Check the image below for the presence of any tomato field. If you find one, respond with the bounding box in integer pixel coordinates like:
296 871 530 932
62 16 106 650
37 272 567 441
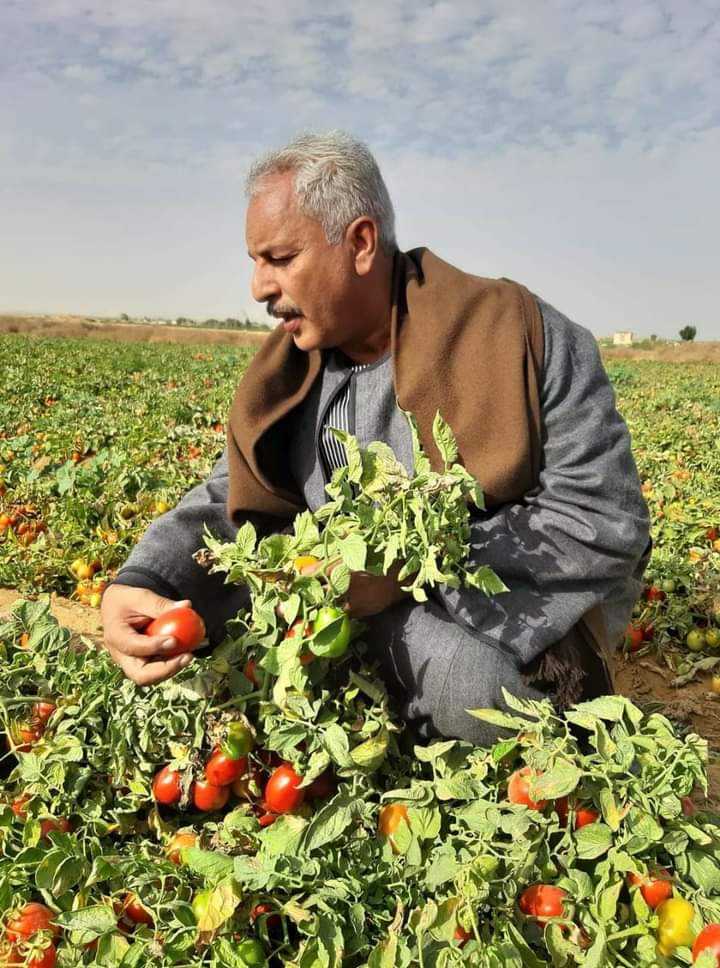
1 333 720 967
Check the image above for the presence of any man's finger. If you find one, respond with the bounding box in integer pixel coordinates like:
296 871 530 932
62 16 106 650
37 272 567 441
104 626 185 659
114 650 193 686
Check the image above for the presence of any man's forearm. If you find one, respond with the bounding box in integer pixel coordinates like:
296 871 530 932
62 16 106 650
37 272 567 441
113 450 249 641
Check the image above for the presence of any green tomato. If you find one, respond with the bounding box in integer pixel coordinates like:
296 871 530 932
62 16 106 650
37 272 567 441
660 579 677 594
224 721 253 758
236 938 267 966
704 628 720 649
686 629 707 652
310 606 351 659
192 889 213 924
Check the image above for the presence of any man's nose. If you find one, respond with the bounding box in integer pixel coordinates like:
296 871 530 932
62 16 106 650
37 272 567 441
251 262 280 303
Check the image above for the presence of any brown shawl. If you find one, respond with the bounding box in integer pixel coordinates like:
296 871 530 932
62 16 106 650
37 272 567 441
226 247 612 703
227 247 544 522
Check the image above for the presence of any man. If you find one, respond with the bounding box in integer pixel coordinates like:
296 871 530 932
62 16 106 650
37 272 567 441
102 131 650 744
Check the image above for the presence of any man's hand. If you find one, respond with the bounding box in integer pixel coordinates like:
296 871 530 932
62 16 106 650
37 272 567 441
297 558 409 619
101 584 197 685
342 567 410 619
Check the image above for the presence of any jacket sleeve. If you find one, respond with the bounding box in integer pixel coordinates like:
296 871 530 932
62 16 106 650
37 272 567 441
114 449 249 643
435 300 651 666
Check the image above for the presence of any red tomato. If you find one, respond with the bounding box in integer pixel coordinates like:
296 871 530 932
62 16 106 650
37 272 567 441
257 811 278 827
285 621 312 640
5 943 58 968
39 817 72 839
122 893 154 926
206 749 248 787
250 903 282 931
144 607 205 657
454 924 472 945
507 768 547 810
641 623 655 642
693 923 720 966
264 764 304 814
192 777 230 812
6 902 59 941
643 585 667 603
624 624 644 653
243 658 260 685
31 702 56 725
628 869 673 909
10 796 29 819
575 806 599 829
151 766 183 805
304 771 336 801
681 796 696 816
518 885 567 920
9 721 44 752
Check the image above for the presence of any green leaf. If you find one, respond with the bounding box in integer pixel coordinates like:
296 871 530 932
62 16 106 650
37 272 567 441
575 823 613 860
350 728 389 771
196 878 240 933
181 847 234 881
532 763 582 800
52 904 118 937
465 708 530 731
302 796 356 853
432 412 458 468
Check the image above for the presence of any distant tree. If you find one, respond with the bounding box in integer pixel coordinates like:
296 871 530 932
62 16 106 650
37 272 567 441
679 325 697 342
120 312 129 321
650 334 657 342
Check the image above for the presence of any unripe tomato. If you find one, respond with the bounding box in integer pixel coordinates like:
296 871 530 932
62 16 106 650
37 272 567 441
192 777 230 812
518 885 567 920
264 764 304 814
310 606 351 659
705 629 720 649
235 938 267 966
205 749 248 787
656 897 696 956
687 629 707 652
6 902 59 941
232 771 262 801
660 579 677 594
165 831 197 865
692 923 720 966
628 868 673 909
152 766 183 805
507 768 547 810
192 889 213 925
144 607 205 657
225 721 254 758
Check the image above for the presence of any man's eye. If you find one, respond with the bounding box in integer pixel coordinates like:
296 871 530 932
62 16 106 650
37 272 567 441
270 255 292 265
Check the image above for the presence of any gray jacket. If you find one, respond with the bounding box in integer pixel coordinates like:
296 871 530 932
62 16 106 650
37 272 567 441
116 300 650 659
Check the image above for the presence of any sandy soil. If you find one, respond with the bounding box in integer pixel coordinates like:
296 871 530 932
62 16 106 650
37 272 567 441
602 342 720 363
0 314 269 347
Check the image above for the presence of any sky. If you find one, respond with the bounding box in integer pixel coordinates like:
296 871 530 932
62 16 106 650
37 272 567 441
1 0 718 339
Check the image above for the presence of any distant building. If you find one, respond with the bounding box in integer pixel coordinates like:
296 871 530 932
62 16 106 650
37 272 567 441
613 331 635 346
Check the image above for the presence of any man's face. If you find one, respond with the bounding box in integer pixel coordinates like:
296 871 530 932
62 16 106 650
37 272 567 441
246 171 359 353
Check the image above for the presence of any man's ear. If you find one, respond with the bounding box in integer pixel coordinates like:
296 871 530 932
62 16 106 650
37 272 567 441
347 217 378 276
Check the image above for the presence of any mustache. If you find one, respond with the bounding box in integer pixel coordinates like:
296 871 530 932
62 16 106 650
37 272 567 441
266 302 303 320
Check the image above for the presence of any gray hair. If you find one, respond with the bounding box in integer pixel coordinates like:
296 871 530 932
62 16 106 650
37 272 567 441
245 131 397 256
